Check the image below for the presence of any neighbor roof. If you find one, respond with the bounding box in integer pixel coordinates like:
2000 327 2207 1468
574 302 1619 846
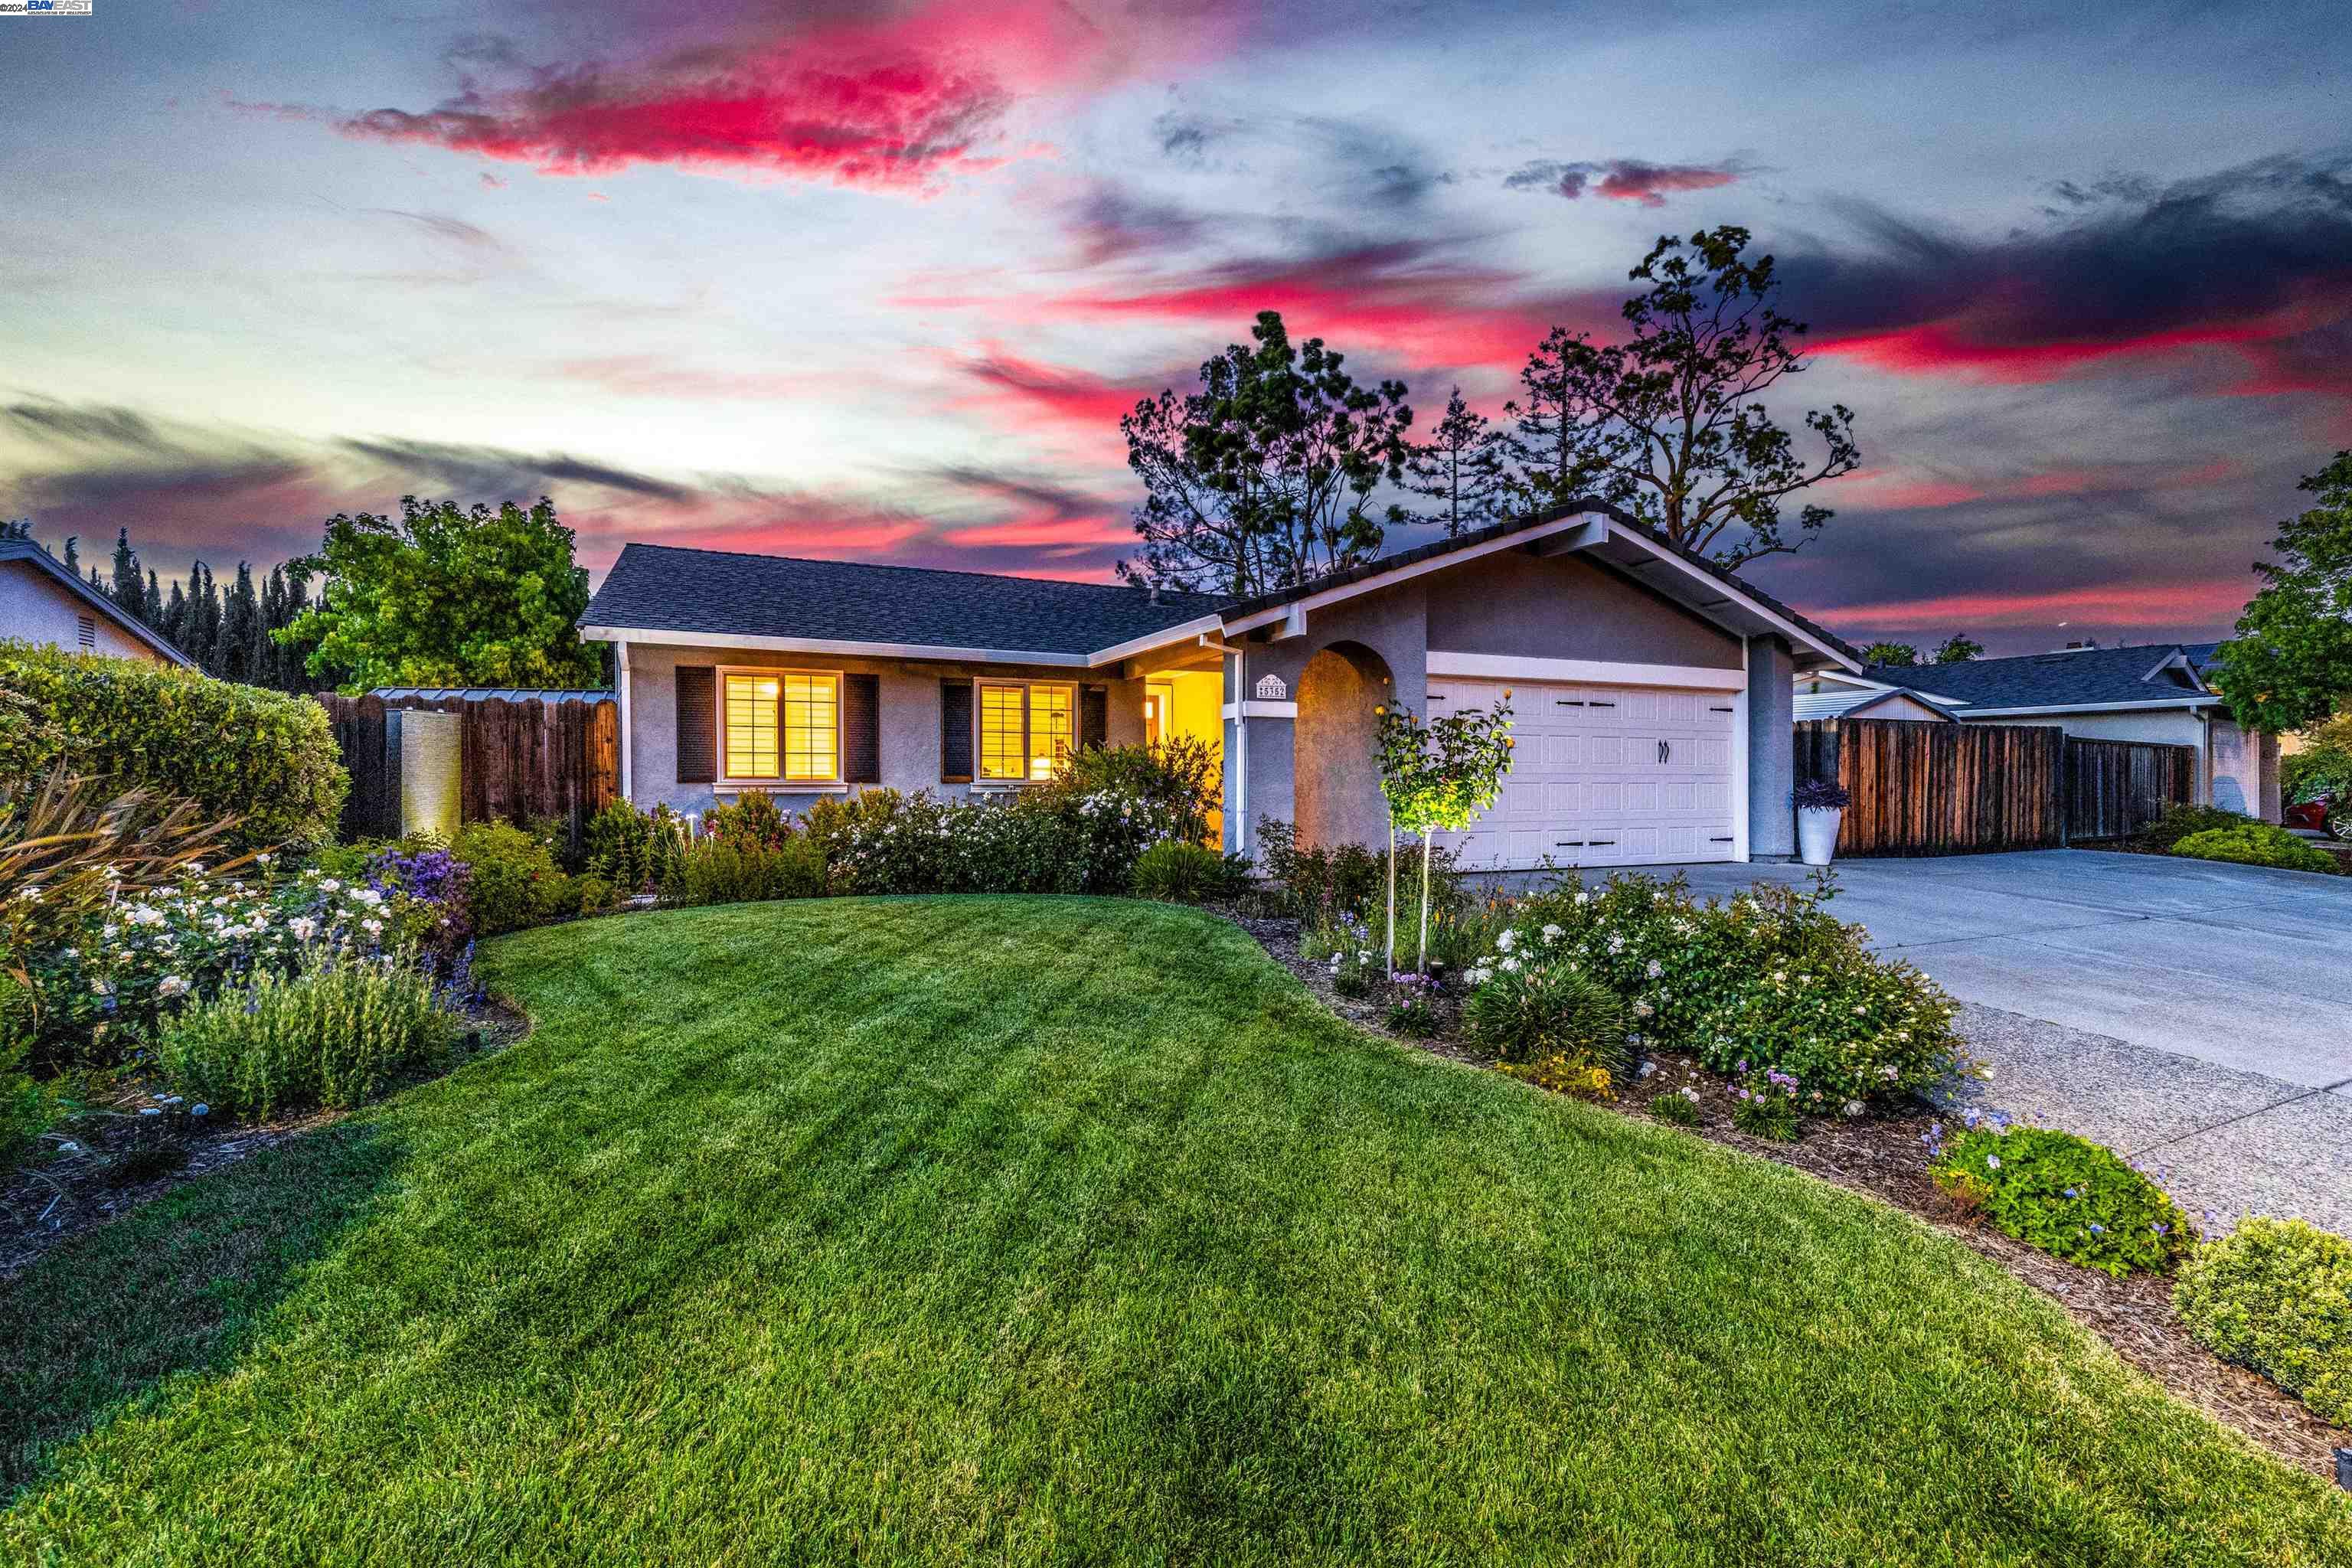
1792 685 1955 722
0 538 191 665
1870 645 2214 712
581 544 1227 659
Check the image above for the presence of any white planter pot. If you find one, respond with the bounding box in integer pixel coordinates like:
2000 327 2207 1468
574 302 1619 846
1797 806 1844 867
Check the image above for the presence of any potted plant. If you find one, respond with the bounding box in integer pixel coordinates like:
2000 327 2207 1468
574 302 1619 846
1793 777 1850 867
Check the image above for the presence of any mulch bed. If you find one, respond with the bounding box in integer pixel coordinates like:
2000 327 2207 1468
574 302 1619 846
0 995 528 1283
1227 906 2352 1482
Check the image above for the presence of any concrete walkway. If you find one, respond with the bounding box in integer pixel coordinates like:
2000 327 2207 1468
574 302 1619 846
1576 851 2352 1231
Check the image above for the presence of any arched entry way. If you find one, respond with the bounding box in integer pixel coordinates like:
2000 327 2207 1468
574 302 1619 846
1295 641 1394 848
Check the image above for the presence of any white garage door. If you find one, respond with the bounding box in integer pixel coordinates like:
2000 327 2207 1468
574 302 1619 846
1425 678 1742 869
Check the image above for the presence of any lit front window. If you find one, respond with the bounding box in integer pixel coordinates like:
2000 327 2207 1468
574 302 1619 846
978 681 1075 782
1028 685 1072 779
724 671 839 782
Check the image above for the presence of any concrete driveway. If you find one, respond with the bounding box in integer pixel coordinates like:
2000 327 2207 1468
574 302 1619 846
1657 850 2352 1230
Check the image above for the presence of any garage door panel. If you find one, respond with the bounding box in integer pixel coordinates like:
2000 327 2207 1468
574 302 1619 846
1425 676 1740 871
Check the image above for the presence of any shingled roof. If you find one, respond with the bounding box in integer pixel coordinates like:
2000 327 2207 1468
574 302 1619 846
582 544 1226 657
1870 644 2213 711
582 507 1860 669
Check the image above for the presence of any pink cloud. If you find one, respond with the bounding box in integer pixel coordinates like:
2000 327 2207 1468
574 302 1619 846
273 1 1243 191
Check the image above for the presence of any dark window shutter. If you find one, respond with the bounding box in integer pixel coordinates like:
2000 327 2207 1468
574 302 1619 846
1080 684 1109 751
939 679 972 782
675 666 716 784
844 673 880 784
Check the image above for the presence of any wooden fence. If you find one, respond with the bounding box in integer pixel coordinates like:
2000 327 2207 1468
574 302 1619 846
2064 737 2199 842
315 693 619 844
1795 718 2197 856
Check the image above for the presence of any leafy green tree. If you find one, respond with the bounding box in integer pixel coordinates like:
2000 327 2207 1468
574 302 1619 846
281 495 600 694
1861 642 1919 667
1376 698 1515 972
1404 388 1512 537
1504 226 1860 566
1932 633 1984 663
1120 311 1415 596
2212 452 2352 734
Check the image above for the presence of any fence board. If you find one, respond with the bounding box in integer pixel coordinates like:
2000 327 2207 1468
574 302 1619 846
315 691 618 844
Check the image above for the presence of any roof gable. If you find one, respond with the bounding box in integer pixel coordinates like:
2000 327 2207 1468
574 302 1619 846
0 541 190 665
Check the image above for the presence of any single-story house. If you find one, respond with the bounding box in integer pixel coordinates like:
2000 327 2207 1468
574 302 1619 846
1802 644 2281 821
0 537 188 665
579 508 1863 870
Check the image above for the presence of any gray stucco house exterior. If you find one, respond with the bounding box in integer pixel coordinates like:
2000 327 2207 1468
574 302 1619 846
580 508 1860 868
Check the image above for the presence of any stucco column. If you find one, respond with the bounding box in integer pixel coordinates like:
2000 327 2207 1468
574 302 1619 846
1746 635 1797 860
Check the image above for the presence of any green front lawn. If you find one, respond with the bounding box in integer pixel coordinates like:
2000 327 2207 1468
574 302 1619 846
6 898 2347 1564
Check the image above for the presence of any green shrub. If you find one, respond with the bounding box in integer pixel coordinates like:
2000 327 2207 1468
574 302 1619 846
2174 1217 2352 1425
2282 710 2352 804
1460 946 1630 1082
576 874 615 913
1132 840 1249 903
158 959 456 1118
1254 816 1465 929
2171 822 2337 873
583 799 688 894
2138 802 2249 853
1474 874 1965 1109
0 641 346 849
675 837 825 905
668 835 827 906
0 978 61 1162
449 821 570 936
703 789 792 852
810 768 1200 897
1059 737 1220 845
1929 1120 2194 1277
1383 973 1441 1037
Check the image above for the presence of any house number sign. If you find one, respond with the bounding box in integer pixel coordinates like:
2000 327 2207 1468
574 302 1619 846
1253 673 1289 701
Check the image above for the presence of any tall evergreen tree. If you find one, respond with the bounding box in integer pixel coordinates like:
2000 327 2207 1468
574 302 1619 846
109 528 146 624
162 579 188 650
1403 388 1511 537
220 562 260 684
62 536 79 576
143 567 162 628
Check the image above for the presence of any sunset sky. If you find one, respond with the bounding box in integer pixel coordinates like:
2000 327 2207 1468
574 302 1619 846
3 1 2347 652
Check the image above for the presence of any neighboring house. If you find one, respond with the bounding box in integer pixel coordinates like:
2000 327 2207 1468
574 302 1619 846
1808 645 2282 822
1792 676 1955 724
579 508 1861 871
0 537 188 665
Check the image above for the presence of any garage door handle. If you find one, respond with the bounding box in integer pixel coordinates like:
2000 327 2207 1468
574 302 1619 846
1589 839 1615 846
1658 740 1672 764
1589 701 1615 708
1553 840 1585 848
1710 706 1735 713
1554 699 1586 707
1710 836 1734 843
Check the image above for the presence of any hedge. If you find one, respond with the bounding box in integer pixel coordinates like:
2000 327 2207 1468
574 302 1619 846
0 641 347 850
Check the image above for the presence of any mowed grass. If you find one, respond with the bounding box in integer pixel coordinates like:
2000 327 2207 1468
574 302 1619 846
5 899 2348 1566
